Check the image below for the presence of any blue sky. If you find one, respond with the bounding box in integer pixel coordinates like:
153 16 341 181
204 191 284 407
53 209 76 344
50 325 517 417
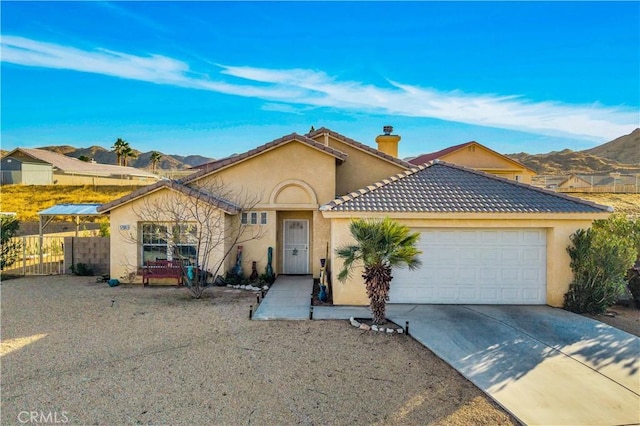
2 1 639 160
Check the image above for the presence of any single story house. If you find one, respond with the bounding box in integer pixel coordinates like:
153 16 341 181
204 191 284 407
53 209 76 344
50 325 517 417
408 141 537 184
1 148 160 186
557 174 639 193
99 127 611 307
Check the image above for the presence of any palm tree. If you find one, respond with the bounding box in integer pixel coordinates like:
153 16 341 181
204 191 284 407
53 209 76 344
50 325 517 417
112 138 128 166
121 145 137 167
336 217 422 325
150 151 162 173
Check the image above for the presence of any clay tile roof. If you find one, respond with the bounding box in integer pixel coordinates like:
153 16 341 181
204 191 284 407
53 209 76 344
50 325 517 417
181 133 347 184
408 142 474 165
321 161 612 214
97 180 239 214
306 127 412 169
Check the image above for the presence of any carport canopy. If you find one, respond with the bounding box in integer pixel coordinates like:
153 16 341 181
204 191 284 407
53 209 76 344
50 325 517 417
38 204 104 238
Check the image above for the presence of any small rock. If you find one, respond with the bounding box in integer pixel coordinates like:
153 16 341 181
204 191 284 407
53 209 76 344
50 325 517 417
371 324 378 331
350 317 361 327
386 328 394 333
359 323 371 331
397 328 404 334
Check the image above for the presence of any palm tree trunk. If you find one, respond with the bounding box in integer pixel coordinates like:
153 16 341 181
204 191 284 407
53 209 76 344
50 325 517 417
363 264 392 325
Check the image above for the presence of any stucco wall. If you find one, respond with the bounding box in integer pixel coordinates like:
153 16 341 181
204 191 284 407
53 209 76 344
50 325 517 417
109 141 340 281
195 141 337 278
321 135 407 196
197 142 337 207
443 146 535 184
324 214 607 307
107 188 226 283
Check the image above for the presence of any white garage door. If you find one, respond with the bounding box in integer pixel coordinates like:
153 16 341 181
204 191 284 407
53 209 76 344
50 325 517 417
389 228 547 304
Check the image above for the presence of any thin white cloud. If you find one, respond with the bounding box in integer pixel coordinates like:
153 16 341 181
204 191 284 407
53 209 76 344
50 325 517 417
2 36 637 141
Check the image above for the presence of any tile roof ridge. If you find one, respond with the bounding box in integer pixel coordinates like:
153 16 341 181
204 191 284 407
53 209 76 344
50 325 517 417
409 142 473 164
98 179 239 213
320 164 428 210
432 161 613 212
305 127 412 169
180 132 347 184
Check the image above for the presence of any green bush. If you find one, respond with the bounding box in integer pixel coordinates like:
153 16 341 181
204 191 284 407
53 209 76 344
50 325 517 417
70 263 94 276
564 215 638 314
1 216 21 270
99 222 110 237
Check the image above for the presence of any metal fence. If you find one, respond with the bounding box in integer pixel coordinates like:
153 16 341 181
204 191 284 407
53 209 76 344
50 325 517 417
2 236 66 275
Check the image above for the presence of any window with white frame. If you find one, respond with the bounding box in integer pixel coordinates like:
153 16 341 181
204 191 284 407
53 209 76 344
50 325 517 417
241 211 268 225
140 223 197 264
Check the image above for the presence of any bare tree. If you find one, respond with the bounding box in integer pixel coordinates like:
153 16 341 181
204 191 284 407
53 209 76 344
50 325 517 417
127 178 264 298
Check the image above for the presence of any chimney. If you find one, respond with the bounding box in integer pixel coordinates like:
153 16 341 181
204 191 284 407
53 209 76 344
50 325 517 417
375 125 401 157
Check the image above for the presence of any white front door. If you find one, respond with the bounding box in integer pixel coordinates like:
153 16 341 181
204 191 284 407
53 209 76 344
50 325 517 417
283 219 309 274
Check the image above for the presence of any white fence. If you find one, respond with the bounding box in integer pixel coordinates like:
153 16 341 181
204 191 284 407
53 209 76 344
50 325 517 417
3 236 66 275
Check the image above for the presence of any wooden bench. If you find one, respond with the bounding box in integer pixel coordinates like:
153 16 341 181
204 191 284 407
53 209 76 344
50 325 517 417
142 260 184 286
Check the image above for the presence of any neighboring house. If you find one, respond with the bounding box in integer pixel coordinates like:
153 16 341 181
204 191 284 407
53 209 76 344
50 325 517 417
557 174 639 193
557 175 594 190
99 128 611 307
1 148 160 186
408 141 536 184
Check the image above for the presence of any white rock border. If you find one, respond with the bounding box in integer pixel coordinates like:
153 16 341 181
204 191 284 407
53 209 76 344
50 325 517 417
227 284 268 292
349 317 404 334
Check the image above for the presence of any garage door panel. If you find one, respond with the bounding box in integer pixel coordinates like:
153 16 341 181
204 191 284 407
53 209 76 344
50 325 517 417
501 230 521 243
501 269 519 281
501 249 520 262
390 228 546 304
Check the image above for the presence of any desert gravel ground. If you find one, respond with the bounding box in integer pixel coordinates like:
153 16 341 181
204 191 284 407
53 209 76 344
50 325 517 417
0 276 519 425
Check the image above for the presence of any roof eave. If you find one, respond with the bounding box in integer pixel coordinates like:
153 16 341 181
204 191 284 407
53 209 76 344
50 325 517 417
181 133 347 185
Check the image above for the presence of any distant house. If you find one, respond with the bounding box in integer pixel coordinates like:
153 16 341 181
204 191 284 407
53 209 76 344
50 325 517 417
557 175 593 190
557 174 639 193
1 148 160 186
408 141 536 184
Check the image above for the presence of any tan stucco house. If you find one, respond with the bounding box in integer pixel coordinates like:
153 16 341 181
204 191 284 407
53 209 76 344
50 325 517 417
409 141 537 184
99 127 611 307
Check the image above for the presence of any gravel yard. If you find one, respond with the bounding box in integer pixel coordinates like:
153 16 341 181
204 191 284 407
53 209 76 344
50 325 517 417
0 276 519 425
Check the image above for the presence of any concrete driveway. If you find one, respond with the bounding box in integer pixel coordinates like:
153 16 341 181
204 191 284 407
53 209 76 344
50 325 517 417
385 305 640 426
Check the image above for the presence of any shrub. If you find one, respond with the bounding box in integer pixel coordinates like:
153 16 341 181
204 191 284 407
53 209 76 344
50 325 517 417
1 216 22 270
564 215 638 314
99 222 110 237
70 263 94 276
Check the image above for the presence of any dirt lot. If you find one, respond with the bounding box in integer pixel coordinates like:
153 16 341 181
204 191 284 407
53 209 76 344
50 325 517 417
1 276 517 426
585 304 640 337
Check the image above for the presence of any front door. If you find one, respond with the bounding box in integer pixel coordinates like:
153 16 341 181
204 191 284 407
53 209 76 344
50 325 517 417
283 219 309 274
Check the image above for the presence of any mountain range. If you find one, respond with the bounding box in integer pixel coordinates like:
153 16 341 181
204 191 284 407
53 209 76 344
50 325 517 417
507 128 640 175
36 145 214 171
3 128 638 175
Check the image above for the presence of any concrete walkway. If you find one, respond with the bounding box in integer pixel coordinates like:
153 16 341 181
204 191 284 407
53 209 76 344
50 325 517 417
259 293 640 425
252 275 313 320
